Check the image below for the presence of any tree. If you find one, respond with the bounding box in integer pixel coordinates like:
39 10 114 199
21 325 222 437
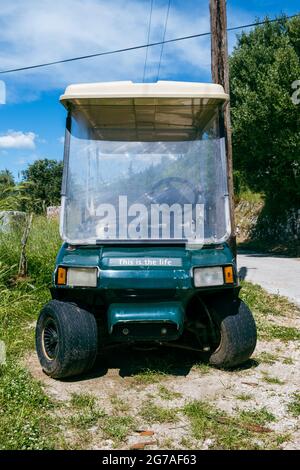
0 169 27 210
230 16 300 212
22 159 63 213
0 169 15 189
0 169 15 201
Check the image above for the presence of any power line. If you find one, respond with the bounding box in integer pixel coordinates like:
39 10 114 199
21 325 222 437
156 0 171 81
0 13 299 75
142 0 154 83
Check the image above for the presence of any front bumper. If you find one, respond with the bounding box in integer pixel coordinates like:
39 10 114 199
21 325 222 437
107 301 184 341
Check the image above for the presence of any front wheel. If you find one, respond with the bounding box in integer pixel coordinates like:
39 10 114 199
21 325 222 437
208 299 257 368
35 300 98 379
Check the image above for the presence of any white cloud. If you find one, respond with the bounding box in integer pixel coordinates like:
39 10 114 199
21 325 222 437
0 131 36 149
0 0 214 101
0 0 255 103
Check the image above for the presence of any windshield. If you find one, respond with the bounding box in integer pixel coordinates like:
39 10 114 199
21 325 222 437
61 104 231 245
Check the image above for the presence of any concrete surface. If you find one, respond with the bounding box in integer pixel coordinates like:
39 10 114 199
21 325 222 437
238 253 300 306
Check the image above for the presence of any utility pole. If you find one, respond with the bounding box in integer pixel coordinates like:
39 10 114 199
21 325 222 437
210 0 236 243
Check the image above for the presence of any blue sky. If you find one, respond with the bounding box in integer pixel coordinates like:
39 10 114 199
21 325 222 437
0 0 299 180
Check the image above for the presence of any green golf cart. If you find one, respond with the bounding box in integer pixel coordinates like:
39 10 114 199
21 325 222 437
35 81 257 379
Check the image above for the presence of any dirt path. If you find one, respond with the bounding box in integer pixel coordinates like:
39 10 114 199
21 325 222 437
238 254 300 306
26 333 300 450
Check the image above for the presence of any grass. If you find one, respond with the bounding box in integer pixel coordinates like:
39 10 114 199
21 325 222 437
236 393 253 401
262 374 285 385
255 352 278 364
192 362 211 374
287 393 300 417
282 357 294 365
0 215 298 450
69 393 133 442
70 408 105 430
69 407 133 442
0 362 58 449
238 407 276 425
237 190 264 204
69 392 105 430
157 385 182 401
267 325 300 342
183 401 279 450
101 416 134 441
110 395 130 413
183 401 251 450
160 438 174 449
0 216 61 449
180 437 195 449
240 281 300 342
140 402 179 424
70 393 96 410
131 368 166 385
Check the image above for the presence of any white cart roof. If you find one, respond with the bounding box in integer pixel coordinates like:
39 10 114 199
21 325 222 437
60 81 228 141
60 81 229 106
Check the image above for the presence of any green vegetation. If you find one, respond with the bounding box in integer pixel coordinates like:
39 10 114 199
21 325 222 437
262 374 285 385
287 393 300 417
129 354 178 385
230 16 300 228
268 325 300 342
21 159 63 213
140 402 178 424
69 393 133 442
0 216 60 287
101 416 134 442
157 385 182 401
283 357 294 365
70 393 97 410
0 217 60 449
0 217 298 449
240 281 300 341
0 363 57 449
183 401 279 450
0 160 63 214
255 352 278 365
131 368 167 385
192 362 211 374
70 407 105 430
236 394 253 402
0 183 29 211
238 407 276 425
0 169 15 188
110 395 130 413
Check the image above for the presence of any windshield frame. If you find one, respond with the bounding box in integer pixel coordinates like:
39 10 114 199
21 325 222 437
60 103 232 246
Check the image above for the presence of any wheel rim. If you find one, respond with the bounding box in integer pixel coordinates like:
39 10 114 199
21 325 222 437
42 319 59 360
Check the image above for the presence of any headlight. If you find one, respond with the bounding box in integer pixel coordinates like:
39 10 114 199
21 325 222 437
193 267 223 287
57 267 98 287
67 268 98 287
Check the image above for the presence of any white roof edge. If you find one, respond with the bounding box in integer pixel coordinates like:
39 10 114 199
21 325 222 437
60 81 229 102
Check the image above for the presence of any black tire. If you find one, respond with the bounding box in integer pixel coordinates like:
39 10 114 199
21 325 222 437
208 298 257 368
35 300 98 379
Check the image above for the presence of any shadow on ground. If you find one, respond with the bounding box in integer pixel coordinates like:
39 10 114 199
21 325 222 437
61 344 259 383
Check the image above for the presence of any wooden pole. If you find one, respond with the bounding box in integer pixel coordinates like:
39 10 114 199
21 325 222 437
210 0 236 242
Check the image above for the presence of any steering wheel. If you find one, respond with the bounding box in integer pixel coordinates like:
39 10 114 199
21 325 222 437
150 177 200 205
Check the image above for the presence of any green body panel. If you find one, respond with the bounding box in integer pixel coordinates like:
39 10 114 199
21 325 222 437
107 301 184 341
51 243 238 341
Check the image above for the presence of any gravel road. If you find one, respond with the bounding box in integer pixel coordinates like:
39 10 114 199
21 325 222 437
238 253 300 306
